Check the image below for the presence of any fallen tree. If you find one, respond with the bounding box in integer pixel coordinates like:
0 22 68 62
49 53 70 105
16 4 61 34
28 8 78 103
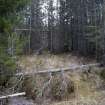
16 63 100 76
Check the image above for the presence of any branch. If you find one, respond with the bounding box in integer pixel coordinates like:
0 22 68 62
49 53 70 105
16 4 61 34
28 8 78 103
0 92 26 99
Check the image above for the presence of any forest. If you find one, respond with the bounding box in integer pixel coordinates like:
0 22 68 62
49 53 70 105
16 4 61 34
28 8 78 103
0 0 105 105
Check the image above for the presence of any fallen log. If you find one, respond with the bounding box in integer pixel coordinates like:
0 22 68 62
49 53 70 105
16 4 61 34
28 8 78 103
16 63 100 76
0 92 26 99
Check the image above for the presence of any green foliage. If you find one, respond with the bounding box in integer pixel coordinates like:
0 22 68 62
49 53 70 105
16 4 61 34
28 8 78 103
85 25 103 45
84 24 105 59
15 35 28 55
100 69 105 80
0 0 29 86
0 0 29 15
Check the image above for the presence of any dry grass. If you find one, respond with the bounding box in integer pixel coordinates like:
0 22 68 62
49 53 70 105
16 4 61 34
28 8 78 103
15 53 105 105
7 67 105 105
20 69 105 105
18 53 96 73
22 73 75 101
50 71 105 105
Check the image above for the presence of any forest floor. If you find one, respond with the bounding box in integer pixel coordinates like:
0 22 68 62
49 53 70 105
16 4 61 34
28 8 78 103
7 53 105 105
8 68 105 105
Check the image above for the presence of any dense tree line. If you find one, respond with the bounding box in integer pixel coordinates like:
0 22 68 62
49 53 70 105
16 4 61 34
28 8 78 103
27 0 105 61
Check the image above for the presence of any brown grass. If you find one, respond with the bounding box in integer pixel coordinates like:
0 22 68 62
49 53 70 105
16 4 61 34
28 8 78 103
20 68 105 105
18 53 96 73
16 53 105 105
51 70 105 105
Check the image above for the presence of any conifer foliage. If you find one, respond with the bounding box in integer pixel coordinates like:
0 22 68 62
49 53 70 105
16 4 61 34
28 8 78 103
0 0 28 86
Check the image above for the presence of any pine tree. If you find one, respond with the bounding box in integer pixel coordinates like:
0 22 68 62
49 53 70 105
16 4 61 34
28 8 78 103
0 0 28 86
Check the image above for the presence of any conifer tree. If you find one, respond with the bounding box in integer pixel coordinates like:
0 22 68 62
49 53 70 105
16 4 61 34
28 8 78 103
0 0 28 86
